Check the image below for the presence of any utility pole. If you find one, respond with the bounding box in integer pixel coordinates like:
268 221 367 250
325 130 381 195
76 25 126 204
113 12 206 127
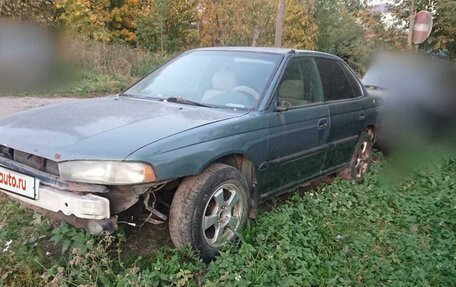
407 0 415 49
274 0 285 47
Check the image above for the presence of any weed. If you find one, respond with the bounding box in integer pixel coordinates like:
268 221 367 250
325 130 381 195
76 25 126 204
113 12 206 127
50 223 92 254
0 156 454 286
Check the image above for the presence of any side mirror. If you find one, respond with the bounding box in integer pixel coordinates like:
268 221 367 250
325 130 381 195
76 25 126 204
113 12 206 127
275 106 288 112
275 98 290 112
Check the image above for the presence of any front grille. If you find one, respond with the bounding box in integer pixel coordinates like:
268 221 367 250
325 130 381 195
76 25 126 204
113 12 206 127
0 145 59 176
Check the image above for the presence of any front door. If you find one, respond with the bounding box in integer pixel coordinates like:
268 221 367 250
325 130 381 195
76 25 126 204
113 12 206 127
259 57 330 198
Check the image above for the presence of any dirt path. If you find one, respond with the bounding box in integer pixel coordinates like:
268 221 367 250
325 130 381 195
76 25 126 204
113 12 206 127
0 96 78 118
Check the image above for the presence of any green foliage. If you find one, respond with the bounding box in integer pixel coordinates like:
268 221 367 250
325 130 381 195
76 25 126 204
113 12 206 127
316 0 367 72
50 223 92 253
202 156 456 285
109 0 147 44
428 0 456 59
55 0 113 41
314 0 401 74
283 0 318 50
197 0 318 49
43 235 124 286
1 0 411 76
198 0 276 47
0 199 51 286
391 0 456 59
137 0 199 52
1 154 455 286
113 248 205 287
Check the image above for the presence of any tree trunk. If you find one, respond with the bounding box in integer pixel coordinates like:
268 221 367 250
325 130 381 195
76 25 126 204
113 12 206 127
214 13 222 46
407 0 415 48
274 0 286 47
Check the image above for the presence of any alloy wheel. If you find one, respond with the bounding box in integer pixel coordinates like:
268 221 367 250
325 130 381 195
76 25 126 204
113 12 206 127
202 183 244 247
355 141 371 179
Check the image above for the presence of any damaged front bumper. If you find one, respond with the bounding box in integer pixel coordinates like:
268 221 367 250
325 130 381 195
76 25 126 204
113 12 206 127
2 184 110 220
0 156 115 233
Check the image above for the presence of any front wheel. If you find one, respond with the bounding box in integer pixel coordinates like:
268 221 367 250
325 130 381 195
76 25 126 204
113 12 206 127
169 163 248 261
338 132 373 183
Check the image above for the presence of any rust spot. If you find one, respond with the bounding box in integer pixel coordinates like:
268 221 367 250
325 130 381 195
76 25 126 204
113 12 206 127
54 153 61 160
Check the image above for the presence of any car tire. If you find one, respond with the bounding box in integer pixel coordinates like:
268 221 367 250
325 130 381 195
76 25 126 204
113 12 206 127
169 163 249 262
337 132 373 183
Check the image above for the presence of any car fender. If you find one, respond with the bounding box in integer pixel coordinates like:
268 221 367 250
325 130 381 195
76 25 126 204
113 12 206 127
125 113 269 181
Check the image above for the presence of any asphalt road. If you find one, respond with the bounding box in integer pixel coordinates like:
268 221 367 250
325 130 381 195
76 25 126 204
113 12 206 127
0 97 78 119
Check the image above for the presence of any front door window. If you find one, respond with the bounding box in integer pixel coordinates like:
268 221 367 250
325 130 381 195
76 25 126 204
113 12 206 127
277 57 323 108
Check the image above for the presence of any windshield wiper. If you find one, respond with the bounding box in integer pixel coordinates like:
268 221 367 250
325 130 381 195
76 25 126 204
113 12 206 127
160 97 212 108
119 92 138 98
121 93 164 101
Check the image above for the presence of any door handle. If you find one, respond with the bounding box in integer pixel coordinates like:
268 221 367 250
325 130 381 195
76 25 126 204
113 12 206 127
318 119 328 129
359 112 366 120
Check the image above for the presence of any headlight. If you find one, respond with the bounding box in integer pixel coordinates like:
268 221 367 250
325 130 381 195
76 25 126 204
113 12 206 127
58 161 156 185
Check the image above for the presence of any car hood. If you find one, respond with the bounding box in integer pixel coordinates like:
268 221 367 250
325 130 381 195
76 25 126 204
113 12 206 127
0 96 247 161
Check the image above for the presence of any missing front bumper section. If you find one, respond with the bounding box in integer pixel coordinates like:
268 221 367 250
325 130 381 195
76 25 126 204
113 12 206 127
0 156 108 193
2 194 118 235
1 184 111 220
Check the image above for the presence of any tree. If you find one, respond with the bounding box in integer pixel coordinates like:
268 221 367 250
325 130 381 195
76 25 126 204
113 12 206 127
315 0 365 71
283 0 318 50
429 0 456 59
136 0 199 52
198 0 224 46
274 0 285 47
198 0 276 47
391 0 456 59
54 0 112 42
1 0 57 24
314 0 404 73
109 0 152 44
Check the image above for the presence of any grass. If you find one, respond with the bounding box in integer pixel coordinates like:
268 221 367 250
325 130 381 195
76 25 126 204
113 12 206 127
1 39 172 98
50 70 136 97
0 154 455 286
0 72 133 99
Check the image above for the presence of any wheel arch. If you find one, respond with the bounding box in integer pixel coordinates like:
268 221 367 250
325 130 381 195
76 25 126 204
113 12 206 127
200 152 258 192
199 152 259 218
364 124 377 142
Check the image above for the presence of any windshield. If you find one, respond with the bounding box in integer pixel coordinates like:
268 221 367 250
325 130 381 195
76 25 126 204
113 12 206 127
125 50 283 109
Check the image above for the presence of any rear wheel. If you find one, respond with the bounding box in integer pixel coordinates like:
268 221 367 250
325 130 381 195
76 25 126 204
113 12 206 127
338 132 373 183
169 163 248 261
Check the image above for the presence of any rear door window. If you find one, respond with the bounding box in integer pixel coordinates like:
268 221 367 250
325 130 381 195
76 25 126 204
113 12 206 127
340 63 363 98
315 58 355 101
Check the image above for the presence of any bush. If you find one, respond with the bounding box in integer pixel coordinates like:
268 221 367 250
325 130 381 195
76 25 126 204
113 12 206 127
64 38 171 78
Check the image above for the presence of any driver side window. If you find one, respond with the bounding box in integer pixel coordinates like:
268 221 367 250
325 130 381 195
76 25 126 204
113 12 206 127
277 57 323 108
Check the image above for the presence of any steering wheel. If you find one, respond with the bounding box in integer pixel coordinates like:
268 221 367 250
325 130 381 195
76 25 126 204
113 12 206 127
231 86 260 104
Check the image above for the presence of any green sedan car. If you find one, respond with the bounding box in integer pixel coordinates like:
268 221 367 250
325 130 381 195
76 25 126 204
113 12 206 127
0 47 380 260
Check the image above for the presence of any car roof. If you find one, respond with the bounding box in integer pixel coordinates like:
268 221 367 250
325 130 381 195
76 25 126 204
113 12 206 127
190 46 342 60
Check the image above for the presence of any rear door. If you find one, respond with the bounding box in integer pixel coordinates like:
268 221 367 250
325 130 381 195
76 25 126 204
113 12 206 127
260 56 330 197
315 58 368 171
